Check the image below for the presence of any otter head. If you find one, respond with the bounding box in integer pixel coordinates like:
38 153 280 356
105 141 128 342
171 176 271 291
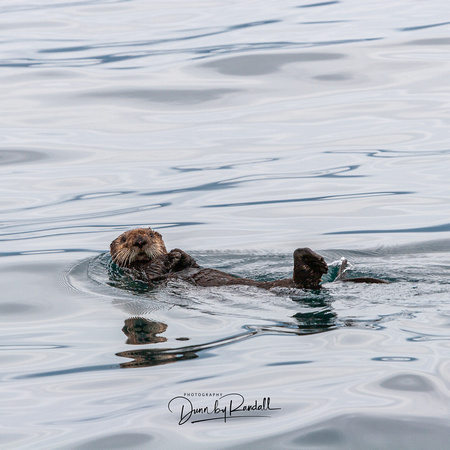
110 227 167 267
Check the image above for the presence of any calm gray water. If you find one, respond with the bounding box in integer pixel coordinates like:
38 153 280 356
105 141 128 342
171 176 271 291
2 0 450 448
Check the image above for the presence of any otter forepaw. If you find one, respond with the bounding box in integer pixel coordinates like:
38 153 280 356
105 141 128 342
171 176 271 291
167 248 199 272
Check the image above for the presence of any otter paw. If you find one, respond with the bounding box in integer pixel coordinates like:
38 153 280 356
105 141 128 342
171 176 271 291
167 249 199 271
294 248 328 274
166 250 182 271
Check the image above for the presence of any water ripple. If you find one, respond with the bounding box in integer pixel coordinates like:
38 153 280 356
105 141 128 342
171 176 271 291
298 1 340 8
325 148 450 159
204 190 412 208
82 88 241 105
202 52 346 76
326 222 450 235
399 21 450 32
0 149 48 165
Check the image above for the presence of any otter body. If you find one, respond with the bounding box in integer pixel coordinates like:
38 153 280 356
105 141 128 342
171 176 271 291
110 227 387 290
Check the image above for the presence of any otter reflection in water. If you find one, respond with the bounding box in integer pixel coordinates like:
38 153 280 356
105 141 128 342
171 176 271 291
119 317 197 368
117 306 340 369
122 317 168 345
110 227 388 290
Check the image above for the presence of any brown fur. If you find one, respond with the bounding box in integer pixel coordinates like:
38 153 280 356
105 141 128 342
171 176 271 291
109 227 387 289
110 228 167 267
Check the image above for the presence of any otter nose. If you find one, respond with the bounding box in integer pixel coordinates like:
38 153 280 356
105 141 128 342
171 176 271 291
134 236 147 248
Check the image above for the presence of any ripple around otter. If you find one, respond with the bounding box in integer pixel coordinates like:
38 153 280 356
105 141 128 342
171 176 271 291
67 247 450 331
69 252 333 321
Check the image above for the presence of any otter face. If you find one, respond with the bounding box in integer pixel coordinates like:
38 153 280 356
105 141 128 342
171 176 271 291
110 228 167 267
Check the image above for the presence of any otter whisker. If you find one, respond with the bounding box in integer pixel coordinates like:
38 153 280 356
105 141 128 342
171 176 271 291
114 248 129 267
126 249 134 266
117 248 127 264
116 249 125 266
111 249 121 265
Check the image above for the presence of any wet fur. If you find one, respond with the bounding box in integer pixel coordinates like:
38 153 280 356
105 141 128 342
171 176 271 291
110 227 387 290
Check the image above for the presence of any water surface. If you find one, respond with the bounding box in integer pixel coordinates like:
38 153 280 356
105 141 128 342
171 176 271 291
1 0 450 448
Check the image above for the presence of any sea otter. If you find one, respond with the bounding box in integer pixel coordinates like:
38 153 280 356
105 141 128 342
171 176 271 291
110 227 387 290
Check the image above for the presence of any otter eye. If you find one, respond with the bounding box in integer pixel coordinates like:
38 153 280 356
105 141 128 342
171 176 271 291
121 236 126 243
